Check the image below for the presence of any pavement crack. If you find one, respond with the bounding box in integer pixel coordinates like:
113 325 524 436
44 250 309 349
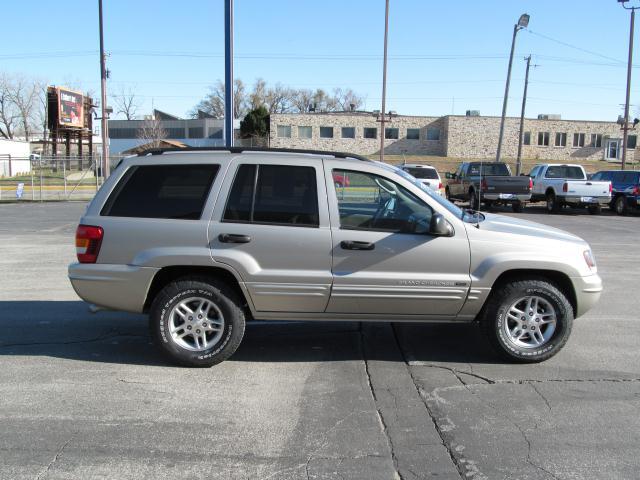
359 324 405 480
35 437 72 480
0 329 148 349
529 383 553 412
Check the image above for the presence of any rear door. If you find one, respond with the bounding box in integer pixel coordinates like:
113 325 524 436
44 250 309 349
208 155 333 313
324 161 471 317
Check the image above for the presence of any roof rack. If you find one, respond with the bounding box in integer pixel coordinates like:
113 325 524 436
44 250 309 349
137 146 372 162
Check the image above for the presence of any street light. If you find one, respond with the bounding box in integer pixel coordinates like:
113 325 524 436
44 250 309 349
617 0 638 170
379 0 390 163
496 13 530 162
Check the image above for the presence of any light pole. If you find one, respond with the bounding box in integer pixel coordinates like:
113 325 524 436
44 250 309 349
379 0 390 162
618 0 638 170
516 55 532 176
98 0 110 178
496 13 530 163
224 0 234 148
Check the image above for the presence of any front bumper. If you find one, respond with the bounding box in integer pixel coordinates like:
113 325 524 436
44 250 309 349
68 263 159 313
571 273 603 318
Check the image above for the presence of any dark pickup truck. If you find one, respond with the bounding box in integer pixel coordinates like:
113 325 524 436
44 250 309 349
445 162 533 212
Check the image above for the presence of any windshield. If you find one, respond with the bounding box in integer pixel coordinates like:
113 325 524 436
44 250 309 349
468 163 510 176
378 162 483 223
545 166 585 179
404 167 439 180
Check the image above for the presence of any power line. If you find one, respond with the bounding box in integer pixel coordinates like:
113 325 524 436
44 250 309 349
526 29 624 64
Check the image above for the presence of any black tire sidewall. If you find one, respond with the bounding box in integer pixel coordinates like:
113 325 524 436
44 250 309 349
151 283 244 367
616 196 626 215
488 282 572 362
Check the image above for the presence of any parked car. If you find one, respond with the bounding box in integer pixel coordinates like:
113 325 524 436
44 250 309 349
590 170 640 215
332 171 350 188
398 163 444 196
445 162 532 212
529 164 611 214
69 147 602 367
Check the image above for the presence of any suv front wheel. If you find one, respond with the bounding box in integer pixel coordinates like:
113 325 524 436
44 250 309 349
481 278 573 363
150 277 246 367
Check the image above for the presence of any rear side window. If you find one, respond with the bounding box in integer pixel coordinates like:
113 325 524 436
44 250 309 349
102 164 219 219
223 164 319 227
468 163 510 176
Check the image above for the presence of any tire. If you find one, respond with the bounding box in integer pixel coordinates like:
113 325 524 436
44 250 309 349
470 189 480 210
614 195 628 216
481 278 574 363
588 204 602 215
445 187 451 201
149 276 246 367
512 201 524 213
546 192 560 214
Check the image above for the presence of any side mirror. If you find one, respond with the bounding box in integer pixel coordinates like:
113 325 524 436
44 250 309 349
429 213 454 237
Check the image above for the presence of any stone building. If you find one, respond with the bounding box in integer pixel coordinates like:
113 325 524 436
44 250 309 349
269 112 637 162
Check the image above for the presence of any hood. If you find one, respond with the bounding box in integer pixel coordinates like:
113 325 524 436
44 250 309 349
473 213 586 246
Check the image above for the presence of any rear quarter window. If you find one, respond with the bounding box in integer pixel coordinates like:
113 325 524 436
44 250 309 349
101 164 220 219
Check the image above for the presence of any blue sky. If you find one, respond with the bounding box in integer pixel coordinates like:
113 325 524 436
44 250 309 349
2 0 639 121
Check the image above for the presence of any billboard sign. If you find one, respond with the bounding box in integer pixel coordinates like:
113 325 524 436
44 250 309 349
57 87 84 128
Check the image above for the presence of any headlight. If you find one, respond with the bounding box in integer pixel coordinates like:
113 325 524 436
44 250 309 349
583 249 596 270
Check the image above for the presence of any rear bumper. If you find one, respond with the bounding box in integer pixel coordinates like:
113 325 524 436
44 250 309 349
571 273 603 318
482 193 531 202
68 263 159 313
563 196 610 206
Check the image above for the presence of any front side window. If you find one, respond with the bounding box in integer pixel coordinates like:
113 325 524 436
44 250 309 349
332 169 433 234
426 127 440 141
573 133 585 147
320 126 333 138
385 128 399 139
298 126 312 139
277 125 291 138
102 164 219 220
555 132 567 147
223 164 319 227
364 127 377 139
341 127 355 139
406 128 420 140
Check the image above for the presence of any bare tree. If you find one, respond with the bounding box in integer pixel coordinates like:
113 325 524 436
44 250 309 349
136 117 167 149
312 89 338 112
191 79 248 119
249 78 267 110
332 88 364 112
0 73 18 139
265 83 294 114
291 89 314 113
112 85 142 120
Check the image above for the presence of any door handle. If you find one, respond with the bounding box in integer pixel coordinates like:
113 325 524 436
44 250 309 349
219 233 252 244
341 240 375 251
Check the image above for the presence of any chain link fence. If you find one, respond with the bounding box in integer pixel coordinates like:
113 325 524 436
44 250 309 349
0 155 121 202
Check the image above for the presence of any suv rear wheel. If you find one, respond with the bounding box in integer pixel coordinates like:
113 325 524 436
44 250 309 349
481 278 573 363
614 195 628 216
150 276 246 367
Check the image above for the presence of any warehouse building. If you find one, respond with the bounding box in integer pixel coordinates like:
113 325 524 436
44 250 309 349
269 112 637 162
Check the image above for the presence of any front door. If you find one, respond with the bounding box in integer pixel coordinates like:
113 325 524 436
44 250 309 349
324 163 471 317
606 140 619 160
208 156 333 313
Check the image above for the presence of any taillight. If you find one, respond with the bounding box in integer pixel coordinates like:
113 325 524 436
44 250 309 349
562 182 568 193
76 225 104 264
528 178 533 190
609 182 613 194
633 185 640 195
481 179 488 190
438 181 443 190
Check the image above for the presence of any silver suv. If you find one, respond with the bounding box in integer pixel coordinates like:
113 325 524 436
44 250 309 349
68 148 602 367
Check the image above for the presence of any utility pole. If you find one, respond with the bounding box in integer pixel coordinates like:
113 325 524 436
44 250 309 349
224 0 234 147
516 55 532 176
619 1 637 170
496 13 530 162
98 0 109 178
379 0 390 162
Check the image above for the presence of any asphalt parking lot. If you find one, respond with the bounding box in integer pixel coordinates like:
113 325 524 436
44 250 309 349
0 201 639 480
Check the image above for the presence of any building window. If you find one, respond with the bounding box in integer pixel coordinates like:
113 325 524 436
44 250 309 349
628 135 637 149
188 127 204 139
320 127 333 138
555 132 567 147
537 132 550 146
523 131 531 145
341 127 355 139
573 133 585 147
426 127 440 141
591 133 603 148
385 128 399 139
208 127 223 139
406 128 420 140
298 126 312 139
277 125 291 138
364 127 377 139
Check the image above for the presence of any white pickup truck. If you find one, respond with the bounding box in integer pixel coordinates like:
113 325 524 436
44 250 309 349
529 164 611 214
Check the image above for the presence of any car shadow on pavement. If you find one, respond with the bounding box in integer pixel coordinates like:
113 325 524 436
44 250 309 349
0 301 501 366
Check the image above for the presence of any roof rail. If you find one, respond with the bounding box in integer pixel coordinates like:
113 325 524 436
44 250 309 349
137 146 372 162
